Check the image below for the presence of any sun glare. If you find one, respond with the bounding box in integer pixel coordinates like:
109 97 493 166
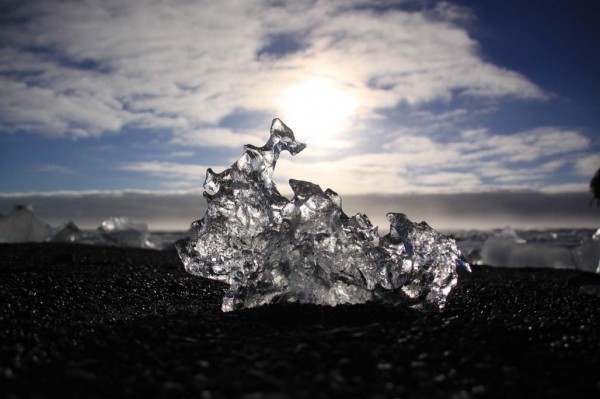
278 77 358 146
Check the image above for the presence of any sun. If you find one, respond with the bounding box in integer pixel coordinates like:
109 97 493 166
278 76 358 146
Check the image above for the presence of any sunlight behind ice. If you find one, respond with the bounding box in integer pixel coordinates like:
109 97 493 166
278 77 358 145
176 119 468 312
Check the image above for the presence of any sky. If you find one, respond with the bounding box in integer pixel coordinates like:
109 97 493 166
1 0 599 230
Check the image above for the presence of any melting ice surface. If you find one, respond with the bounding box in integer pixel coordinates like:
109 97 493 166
176 119 469 312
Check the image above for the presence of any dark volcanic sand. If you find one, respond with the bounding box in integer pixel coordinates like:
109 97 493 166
1 243 600 398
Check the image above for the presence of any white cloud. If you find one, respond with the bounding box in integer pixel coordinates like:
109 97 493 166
0 0 547 143
275 155 411 196
415 172 481 187
38 164 78 175
3 0 595 196
120 161 216 182
170 151 195 158
171 128 263 148
272 126 593 195
462 127 589 163
429 1 475 23
0 77 129 137
575 154 600 177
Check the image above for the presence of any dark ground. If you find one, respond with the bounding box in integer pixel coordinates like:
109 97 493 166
1 243 600 399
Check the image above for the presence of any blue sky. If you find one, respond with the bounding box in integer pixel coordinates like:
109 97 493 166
0 0 599 228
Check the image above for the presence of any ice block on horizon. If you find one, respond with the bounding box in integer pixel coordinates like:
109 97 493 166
0 205 52 243
49 221 82 243
176 119 468 312
98 216 154 248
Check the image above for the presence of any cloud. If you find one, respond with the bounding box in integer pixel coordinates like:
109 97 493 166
38 164 78 175
0 77 130 137
429 1 475 24
575 154 600 177
120 161 217 182
459 127 589 163
170 151 195 158
272 126 592 194
0 0 547 143
2 0 595 197
171 128 263 148
416 171 482 187
105 118 591 197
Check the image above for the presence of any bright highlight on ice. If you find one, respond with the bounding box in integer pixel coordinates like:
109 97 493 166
176 119 469 312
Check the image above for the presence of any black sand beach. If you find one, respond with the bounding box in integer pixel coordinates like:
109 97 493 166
1 243 600 398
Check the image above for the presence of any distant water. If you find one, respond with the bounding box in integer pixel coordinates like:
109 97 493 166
447 228 597 248
72 227 600 273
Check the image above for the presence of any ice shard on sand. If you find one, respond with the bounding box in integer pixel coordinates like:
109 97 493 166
176 119 468 312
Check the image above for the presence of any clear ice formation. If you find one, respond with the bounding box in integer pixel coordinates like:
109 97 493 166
464 226 600 271
176 119 468 312
481 233 576 269
572 228 600 273
49 221 82 243
0 205 52 243
98 217 154 249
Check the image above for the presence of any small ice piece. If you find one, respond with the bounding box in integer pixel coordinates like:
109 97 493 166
571 228 600 273
98 216 153 248
176 119 467 311
0 205 52 243
454 230 492 266
49 221 82 243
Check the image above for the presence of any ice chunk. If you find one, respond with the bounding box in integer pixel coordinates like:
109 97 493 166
481 229 575 269
98 217 154 248
176 119 467 312
0 205 52 243
49 221 82 243
572 228 600 273
454 230 492 266
466 227 600 271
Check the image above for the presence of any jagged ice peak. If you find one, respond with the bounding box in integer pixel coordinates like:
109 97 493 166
176 118 469 312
